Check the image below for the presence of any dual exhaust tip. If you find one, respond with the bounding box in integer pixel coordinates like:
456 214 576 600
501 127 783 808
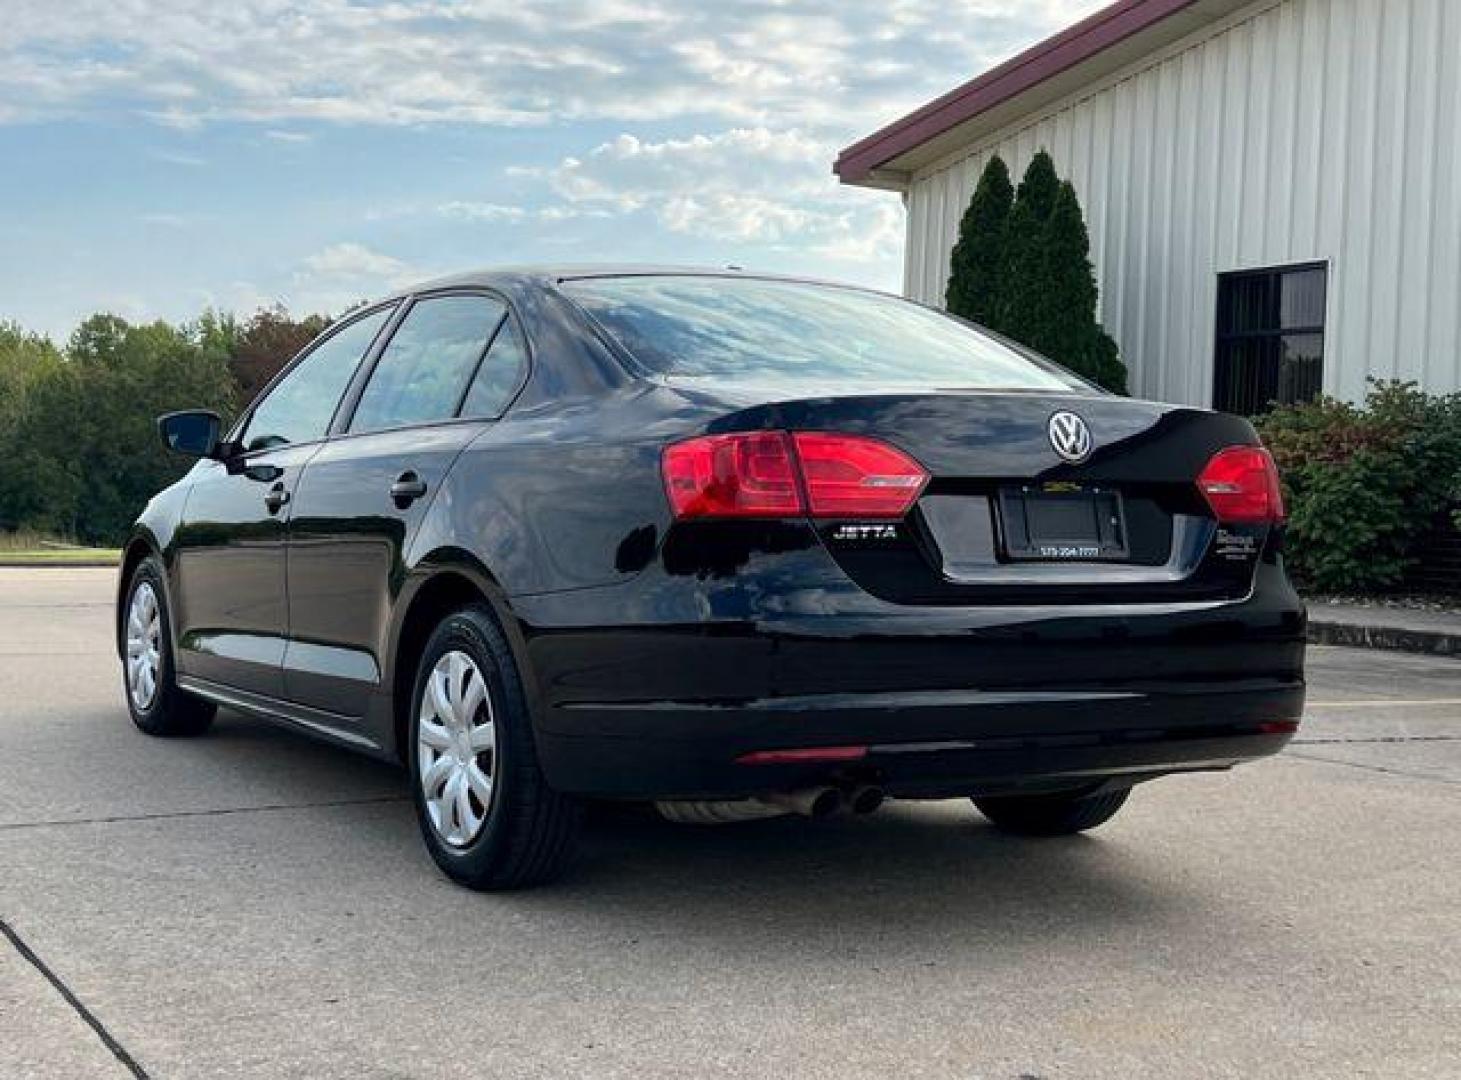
656 784 884 826
761 783 884 819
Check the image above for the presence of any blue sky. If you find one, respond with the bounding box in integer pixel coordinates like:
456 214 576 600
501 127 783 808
0 0 1103 341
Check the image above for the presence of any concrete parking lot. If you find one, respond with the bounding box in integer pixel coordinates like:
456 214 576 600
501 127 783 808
1 568 1458 1079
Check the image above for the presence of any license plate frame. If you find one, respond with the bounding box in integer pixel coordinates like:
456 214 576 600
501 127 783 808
997 483 1129 562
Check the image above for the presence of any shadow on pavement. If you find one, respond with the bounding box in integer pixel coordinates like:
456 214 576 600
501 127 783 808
182 710 1219 971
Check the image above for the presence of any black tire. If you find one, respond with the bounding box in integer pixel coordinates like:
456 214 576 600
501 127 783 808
973 787 1131 837
122 557 216 737
407 604 580 890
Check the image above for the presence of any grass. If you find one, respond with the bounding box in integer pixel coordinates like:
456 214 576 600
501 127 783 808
0 530 121 566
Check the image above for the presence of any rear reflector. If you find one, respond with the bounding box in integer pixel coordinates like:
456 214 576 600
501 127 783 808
663 432 928 520
1257 721 1300 735
1197 446 1286 524
735 746 869 765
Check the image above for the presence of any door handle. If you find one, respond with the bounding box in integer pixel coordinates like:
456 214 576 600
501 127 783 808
390 471 428 507
264 483 290 515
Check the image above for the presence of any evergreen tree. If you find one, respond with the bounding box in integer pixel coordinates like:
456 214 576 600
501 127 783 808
1000 150 1062 347
1030 181 1128 393
949 149 1129 394
944 155 1013 326
1090 327 1127 395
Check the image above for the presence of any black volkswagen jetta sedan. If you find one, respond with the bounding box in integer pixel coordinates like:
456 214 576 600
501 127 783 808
119 267 1305 889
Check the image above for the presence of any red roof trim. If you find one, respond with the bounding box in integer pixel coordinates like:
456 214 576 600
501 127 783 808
834 0 1202 184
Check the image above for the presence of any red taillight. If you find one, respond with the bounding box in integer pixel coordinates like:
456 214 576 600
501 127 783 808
662 432 928 520
1197 445 1286 524
791 432 928 518
662 432 802 518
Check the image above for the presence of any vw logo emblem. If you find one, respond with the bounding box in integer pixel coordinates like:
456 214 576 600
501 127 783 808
1047 411 1093 463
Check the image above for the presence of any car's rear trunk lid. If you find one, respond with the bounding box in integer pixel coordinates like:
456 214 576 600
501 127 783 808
714 389 1272 605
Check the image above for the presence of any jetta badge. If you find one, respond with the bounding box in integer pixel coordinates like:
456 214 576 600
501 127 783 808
1047 411 1093 463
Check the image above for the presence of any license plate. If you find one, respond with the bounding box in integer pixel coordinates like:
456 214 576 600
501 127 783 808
997 484 1128 562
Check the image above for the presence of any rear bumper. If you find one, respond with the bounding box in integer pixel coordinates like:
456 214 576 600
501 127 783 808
535 679 1301 798
515 536 1306 799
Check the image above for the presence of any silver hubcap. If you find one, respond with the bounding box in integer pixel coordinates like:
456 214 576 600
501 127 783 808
125 582 162 711
417 650 497 847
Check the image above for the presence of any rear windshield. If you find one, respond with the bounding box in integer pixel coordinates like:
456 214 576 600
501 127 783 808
560 275 1089 393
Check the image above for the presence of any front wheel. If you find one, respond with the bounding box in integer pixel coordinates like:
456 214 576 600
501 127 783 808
122 557 215 737
973 787 1131 836
407 604 580 890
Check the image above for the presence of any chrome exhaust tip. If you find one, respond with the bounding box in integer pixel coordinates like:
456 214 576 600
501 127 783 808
758 786 843 819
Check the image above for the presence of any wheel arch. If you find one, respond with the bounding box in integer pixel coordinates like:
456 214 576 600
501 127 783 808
116 532 163 659
387 548 534 762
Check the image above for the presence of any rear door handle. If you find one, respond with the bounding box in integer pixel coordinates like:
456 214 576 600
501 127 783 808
264 483 290 515
391 472 428 507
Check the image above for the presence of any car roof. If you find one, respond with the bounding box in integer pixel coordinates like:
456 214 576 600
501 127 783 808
378 264 898 303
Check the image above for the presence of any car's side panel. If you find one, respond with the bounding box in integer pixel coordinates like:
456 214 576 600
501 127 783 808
283 422 488 717
355 548 535 757
169 443 321 697
404 386 686 600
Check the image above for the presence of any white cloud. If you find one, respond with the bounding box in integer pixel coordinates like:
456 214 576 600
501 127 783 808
539 127 903 264
0 0 1109 134
287 242 431 313
436 201 527 223
298 242 415 284
544 129 831 208
0 0 1111 324
188 280 279 318
149 148 207 167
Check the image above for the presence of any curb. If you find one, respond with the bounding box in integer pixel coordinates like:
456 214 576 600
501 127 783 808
1307 619 1459 658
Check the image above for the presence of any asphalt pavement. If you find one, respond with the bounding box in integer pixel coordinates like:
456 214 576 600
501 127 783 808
2 568 1458 1079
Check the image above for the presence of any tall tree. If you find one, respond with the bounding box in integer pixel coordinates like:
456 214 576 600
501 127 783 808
0 304 339 544
944 155 1013 326
1000 150 1062 348
946 149 1128 394
1028 181 1129 393
0 324 66 532
54 314 235 542
227 306 330 405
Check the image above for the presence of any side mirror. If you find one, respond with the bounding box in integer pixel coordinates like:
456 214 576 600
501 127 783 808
158 410 224 459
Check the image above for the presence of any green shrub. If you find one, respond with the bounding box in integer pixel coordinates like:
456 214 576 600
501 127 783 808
1256 381 1461 592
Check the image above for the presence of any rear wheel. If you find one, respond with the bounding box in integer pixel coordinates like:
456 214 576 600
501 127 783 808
973 787 1130 836
407 604 580 890
122 557 215 737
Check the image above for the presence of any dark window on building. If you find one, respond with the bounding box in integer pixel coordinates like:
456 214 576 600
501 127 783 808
1213 264 1326 416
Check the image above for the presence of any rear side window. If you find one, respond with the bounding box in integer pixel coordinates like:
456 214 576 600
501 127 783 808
350 295 506 434
561 276 1087 392
243 305 393 451
461 316 528 418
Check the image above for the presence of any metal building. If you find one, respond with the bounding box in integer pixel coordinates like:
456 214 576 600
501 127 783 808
835 0 1461 411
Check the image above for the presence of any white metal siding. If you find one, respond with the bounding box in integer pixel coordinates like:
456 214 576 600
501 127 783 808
902 0 1461 406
